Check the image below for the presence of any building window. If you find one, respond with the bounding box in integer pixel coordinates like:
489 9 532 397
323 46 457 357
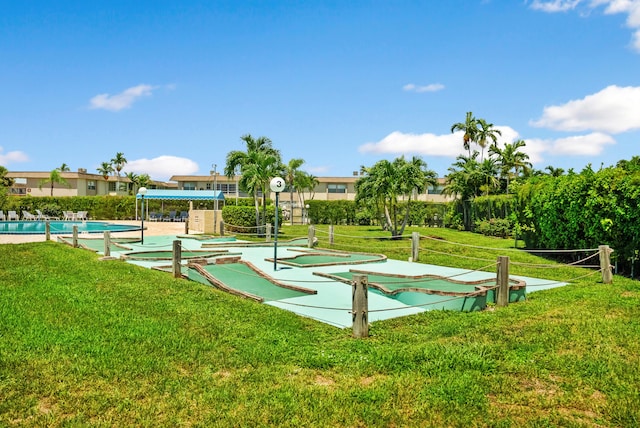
87 181 96 190
108 182 116 192
183 183 196 190
327 184 347 193
206 183 212 190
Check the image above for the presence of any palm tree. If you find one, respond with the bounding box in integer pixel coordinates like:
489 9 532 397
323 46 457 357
111 152 127 192
97 162 114 189
225 134 282 233
444 152 482 230
125 171 139 195
298 173 319 206
356 156 437 237
0 165 12 208
0 165 14 188
58 163 70 172
489 140 531 193
544 165 565 177
478 158 500 196
283 158 305 225
38 168 71 196
475 119 501 161
451 112 478 156
137 173 151 189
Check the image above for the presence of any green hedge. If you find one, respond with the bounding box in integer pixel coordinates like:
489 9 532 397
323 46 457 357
516 167 640 277
305 200 448 226
221 205 280 234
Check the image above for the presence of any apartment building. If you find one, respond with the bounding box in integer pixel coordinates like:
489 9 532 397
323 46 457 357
6 169 175 197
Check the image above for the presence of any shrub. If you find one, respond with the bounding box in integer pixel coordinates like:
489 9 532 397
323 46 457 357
474 218 513 238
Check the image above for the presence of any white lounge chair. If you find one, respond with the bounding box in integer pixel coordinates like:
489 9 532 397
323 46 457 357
0 211 5 221
76 211 88 221
8 211 18 221
22 210 37 221
35 209 51 220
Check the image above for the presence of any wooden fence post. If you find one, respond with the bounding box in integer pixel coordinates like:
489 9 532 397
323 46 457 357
219 220 225 236
329 225 334 246
308 225 315 248
72 225 78 248
265 223 272 242
411 232 420 262
496 256 510 307
184 218 189 235
352 274 369 338
173 240 182 278
103 231 111 257
599 245 613 284
45 221 50 241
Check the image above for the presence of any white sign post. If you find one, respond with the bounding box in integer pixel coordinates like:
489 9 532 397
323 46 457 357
270 177 285 271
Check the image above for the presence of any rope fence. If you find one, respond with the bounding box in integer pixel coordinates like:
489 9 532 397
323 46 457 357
73 225 615 338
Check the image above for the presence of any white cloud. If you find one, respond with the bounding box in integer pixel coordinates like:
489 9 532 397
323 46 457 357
551 132 616 155
531 0 640 51
358 126 522 158
124 156 199 181
358 125 615 168
0 147 29 165
359 131 462 157
403 83 445 93
529 0 583 12
530 85 640 133
89 84 156 112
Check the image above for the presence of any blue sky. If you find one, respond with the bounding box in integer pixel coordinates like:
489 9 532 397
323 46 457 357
1 0 639 181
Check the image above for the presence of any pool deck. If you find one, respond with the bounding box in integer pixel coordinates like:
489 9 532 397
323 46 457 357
2 221 568 328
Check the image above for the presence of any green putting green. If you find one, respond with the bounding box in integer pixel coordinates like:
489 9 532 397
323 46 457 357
191 263 314 301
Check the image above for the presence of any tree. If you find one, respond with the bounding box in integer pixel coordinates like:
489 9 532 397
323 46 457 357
356 156 437 237
298 173 319 205
444 152 483 230
125 171 139 195
137 173 151 189
111 153 127 176
38 168 71 196
58 163 70 172
283 158 305 225
0 166 13 208
475 118 501 161
97 162 114 190
111 152 127 192
478 157 500 196
489 139 531 193
0 165 14 188
544 165 565 177
451 112 478 156
225 134 282 233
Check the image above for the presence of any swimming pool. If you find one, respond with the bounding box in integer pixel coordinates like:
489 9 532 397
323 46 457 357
0 221 141 235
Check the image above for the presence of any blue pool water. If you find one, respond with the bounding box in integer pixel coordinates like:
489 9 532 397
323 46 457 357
0 221 141 235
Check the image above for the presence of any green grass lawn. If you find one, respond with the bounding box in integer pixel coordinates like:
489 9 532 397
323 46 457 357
1 227 639 427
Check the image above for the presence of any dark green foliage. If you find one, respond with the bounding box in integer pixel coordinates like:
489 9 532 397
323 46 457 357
516 165 640 277
474 218 512 238
307 200 356 225
4 195 195 220
222 205 279 233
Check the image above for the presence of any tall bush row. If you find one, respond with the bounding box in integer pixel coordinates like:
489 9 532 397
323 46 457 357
516 167 640 276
